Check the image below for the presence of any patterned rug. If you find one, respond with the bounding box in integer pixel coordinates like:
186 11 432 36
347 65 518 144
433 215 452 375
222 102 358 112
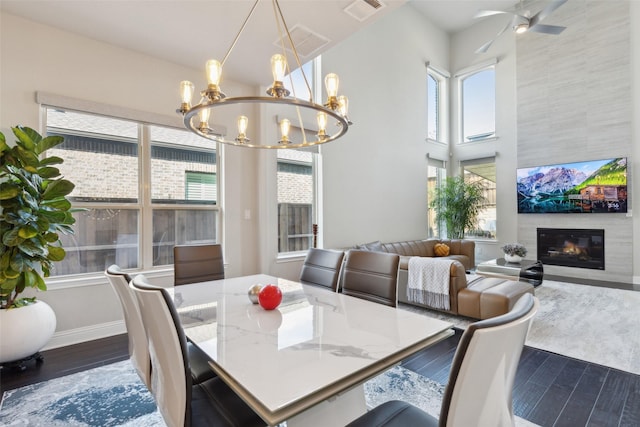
0 360 536 426
400 279 640 375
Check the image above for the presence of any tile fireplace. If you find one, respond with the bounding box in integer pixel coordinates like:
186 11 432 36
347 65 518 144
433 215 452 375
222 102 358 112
537 228 605 270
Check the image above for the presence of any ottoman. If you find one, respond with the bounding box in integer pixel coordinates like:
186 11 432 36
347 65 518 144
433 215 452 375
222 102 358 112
457 276 534 319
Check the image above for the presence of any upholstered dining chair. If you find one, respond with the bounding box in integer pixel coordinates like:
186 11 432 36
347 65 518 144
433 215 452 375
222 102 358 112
346 293 539 427
341 249 400 307
130 274 266 427
105 265 215 388
173 244 225 286
299 248 345 292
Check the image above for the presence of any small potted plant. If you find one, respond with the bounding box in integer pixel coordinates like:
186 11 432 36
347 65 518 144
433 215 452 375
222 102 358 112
1 126 77 366
501 243 527 263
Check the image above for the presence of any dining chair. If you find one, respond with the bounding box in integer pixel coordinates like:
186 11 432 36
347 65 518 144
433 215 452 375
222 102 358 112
299 248 345 292
105 265 215 388
346 293 539 427
341 249 400 307
130 274 266 427
173 244 225 286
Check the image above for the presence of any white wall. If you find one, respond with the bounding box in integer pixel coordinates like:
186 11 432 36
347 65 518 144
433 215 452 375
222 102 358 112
0 12 261 346
320 5 450 249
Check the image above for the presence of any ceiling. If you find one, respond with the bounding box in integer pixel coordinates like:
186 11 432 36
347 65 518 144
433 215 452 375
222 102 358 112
1 0 524 87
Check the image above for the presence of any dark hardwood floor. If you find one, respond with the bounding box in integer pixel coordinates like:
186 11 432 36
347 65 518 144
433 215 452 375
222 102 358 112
0 334 129 394
3 331 640 426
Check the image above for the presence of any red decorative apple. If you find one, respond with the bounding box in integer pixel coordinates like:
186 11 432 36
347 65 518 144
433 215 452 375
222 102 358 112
258 284 282 310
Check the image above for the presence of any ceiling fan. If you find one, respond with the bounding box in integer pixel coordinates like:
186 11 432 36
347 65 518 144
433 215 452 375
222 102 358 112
474 0 568 54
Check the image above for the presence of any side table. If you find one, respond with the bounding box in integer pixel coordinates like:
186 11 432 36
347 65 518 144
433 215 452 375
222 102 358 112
475 258 544 287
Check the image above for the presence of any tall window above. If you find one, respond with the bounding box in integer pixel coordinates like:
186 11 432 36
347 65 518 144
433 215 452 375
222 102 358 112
44 108 220 276
460 65 496 143
277 149 315 253
427 64 449 144
461 158 496 239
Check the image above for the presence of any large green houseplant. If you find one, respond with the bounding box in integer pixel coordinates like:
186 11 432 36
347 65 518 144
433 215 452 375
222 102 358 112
0 126 76 309
429 176 486 239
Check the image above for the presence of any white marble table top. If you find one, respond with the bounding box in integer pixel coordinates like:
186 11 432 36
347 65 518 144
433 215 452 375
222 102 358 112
173 274 453 425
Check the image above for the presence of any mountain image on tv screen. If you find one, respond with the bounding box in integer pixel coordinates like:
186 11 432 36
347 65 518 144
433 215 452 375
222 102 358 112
517 157 627 213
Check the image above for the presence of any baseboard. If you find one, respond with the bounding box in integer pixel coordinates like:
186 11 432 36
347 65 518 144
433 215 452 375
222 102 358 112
43 320 126 351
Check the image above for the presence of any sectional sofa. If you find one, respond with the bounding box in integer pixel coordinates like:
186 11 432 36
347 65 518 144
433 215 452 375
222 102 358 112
355 238 534 319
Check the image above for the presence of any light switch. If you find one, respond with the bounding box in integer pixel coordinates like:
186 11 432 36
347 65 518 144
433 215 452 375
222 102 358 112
244 209 251 220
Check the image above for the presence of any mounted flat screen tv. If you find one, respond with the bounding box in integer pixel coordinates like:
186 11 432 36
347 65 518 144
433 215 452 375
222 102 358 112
517 157 627 213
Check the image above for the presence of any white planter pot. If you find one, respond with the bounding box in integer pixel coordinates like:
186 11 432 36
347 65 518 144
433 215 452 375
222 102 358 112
504 253 523 263
0 300 56 364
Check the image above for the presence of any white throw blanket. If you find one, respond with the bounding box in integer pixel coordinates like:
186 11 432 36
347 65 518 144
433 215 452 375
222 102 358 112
407 257 453 310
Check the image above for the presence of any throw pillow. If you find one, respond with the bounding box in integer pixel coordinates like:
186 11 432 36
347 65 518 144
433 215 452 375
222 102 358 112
434 243 450 257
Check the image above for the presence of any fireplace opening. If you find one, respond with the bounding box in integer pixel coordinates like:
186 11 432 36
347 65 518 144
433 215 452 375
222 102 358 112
537 228 604 270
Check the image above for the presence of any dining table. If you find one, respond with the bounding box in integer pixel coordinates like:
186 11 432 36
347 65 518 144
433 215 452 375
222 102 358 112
172 274 453 426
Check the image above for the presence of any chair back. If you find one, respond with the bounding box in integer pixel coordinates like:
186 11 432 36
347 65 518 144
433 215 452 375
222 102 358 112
174 244 224 286
104 265 151 390
341 249 400 307
130 275 192 427
299 248 345 292
441 293 539 427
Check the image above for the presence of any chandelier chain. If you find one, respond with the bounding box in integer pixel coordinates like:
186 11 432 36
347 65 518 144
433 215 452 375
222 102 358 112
221 0 260 68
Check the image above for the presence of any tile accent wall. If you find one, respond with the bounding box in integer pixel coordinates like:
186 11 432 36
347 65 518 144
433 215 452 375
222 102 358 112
516 0 632 282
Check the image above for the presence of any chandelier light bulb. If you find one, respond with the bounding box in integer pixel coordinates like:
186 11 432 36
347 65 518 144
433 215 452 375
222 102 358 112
337 96 349 117
206 59 223 87
180 81 195 106
324 73 339 98
237 115 249 134
198 108 211 131
317 112 328 139
317 112 327 131
236 115 250 143
279 118 291 144
271 54 287 83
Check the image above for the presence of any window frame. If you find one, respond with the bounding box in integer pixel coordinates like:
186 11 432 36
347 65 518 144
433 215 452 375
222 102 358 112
426 63 450 145
426 156 447 239
459 157 497 241
38 96 222 278
456 59 497 144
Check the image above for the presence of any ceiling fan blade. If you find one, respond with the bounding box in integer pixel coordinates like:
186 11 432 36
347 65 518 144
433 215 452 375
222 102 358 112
475 18 514 54
474 9 509 19
475 39 495 54
528 24 566 35
530 0 568 27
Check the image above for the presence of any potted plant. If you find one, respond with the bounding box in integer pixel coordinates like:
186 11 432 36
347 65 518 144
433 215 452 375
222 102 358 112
429 176 486 239
0 126 77 366
501 243 527 263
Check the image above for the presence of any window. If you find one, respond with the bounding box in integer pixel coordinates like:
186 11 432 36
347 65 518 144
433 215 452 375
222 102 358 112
185 172 217 201
427 64 449 143
461 158 496 239
277 149 315 253
459 65 495 143
44 108 219 276
427 157 447 238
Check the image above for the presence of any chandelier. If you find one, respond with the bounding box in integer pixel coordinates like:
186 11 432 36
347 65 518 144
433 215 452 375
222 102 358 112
177 0 351 149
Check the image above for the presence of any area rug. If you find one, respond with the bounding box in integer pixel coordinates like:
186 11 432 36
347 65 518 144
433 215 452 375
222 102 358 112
400 279 640 375
0 360 536 426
